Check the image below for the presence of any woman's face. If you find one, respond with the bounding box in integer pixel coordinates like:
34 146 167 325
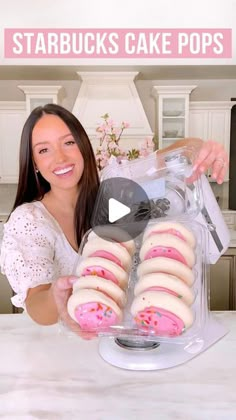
32 114 84 192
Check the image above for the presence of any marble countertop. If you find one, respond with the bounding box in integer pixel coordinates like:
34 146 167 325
0 312 236 419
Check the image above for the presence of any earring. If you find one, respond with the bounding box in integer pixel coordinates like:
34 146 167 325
35 168 39 173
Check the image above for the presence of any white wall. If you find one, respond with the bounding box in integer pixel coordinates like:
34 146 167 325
0 0 235 65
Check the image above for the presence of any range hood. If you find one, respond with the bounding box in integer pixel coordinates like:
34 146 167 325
72 72 153 150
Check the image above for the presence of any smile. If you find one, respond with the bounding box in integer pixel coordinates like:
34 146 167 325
53 165 74 175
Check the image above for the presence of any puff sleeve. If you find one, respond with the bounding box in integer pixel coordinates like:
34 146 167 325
0 203 58 308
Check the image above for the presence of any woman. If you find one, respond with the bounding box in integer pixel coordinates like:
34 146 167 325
0 104 228 336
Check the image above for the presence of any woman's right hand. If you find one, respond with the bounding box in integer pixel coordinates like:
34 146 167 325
50 276 97 340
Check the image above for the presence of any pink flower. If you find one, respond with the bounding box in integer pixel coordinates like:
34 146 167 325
140 136 154 151
139 148 150 157
94 113 153 171
107 118 115 127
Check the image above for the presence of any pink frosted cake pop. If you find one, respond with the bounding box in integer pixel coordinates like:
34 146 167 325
134 273 195 306
132 221 196 337
139 233 195 268
72 275 127 308
76 256 129 289
68 288 122 331
82 237 132 271
137 257 195 286
67 230 134 332
143 221 196 248
88 225 136 256
130 291 194 337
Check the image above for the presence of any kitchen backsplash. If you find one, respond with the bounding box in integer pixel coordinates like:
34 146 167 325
0 184 17 215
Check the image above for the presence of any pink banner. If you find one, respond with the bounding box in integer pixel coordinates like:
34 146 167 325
4 28 232 58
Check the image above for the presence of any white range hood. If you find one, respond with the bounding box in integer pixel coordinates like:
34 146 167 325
72 72 153 150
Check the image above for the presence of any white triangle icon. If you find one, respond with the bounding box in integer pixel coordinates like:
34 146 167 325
108 198 131 223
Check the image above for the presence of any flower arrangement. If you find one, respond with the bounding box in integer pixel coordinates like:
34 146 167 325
95 113 155 171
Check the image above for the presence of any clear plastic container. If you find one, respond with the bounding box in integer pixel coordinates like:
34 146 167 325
66 147 228 347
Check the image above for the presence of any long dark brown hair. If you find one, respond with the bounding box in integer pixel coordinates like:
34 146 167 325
11 103 100 246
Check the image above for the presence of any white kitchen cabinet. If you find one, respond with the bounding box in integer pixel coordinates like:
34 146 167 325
222 211 236 230
18 85 62 115
209 247 236 310
152 85 197 149
189 101 234 181
0 102 26 183
0 87 62 183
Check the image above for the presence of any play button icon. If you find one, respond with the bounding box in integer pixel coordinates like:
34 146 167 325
90 177 152 241
108 198 131 223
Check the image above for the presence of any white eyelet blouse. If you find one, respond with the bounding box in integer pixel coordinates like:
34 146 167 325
0 201 78 309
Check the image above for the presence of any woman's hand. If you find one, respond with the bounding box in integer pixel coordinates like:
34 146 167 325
50 276 97 340
190 139 229 184
157 137 229 184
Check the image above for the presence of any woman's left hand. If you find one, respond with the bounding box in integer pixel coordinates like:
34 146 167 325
189 139 229 184
51 276 97 340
